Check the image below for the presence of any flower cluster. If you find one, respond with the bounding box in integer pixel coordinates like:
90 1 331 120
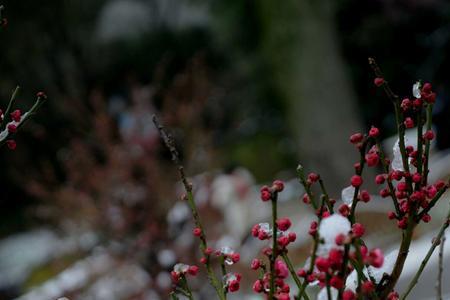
0 89 47 150
171 263 199 283
157 59 450 300
252 259 290 299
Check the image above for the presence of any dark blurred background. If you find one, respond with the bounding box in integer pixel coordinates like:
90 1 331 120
1 0 450 299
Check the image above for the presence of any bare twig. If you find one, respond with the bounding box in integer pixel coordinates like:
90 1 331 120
369 57 417 298
269 191 279 299
152 115 226 300
436 236 445 300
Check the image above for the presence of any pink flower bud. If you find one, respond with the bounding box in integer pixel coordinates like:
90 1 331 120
423 130 435 141
352 223 365 238
252 280 263 293
387 211 397 220
338 204 350 217
10 109 21 122
251 259 261 270
362 281 374 294
315 257 330 272
360 190 371 202
192 227 202 237
228 280 240 292
330 276 344 289
368 126 380 138
422 214 431 223
231 253 240 263
276 217 292 231
6 140 16 150
349 133 364 144
188 265 199 276
412 173 421 183
272 180 284 192
308 172 320 183
368 248 384 268
7 124 17 133
404 117 414 129
374 77 384 87
401 98 411 111
375 174 386 185
351 175 363 187
343 290 356 300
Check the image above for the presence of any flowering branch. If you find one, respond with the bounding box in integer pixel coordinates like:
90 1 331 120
157 59 448 299
152 115 226 300
0 88 47 150
422 104 433 186
436 236 445 300
269 191 279 299
400 206 450 299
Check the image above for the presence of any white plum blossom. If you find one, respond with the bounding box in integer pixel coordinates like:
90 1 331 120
412 81 421 98
341 186 356 206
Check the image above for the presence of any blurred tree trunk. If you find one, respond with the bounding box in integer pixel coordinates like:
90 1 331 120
259 0 363 193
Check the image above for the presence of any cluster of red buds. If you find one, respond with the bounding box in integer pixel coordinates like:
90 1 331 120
157 58 450 300
0 88 47 150
252 259 290 299
171 263 199 283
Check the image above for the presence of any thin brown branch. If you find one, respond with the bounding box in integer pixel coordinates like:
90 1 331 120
152 114 226 300
436 236 445 300
401 209 450 299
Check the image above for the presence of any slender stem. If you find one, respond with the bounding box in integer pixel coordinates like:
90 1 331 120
415 108 424 188
416 186 449 222
351 239 380 300
269 192 279 300
319 178 334 213
369 57 412 192
349 140 369 224
376 140 401 215
220 256 227 277
379 219 415 298
0 86 19 129
436 236 445 300
174 287 190 297
423 104 433 185
170 292 180 300
298 234 319 299
401 206 450 300
0 92 47 147
180 276 195 300
393 102 413 192
298 204 327 299
297 164 318 209
153 115 226 300
281 252 310 300
369 57 416 298
326 274 332 300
